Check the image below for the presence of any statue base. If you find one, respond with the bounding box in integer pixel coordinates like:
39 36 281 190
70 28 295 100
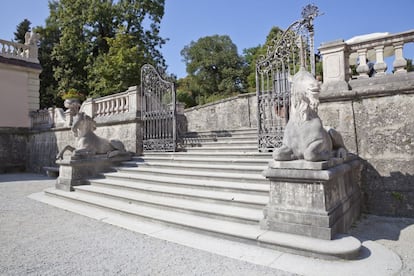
261 156 361 240
55 153 131 191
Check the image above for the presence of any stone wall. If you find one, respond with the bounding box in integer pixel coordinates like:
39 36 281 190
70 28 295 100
25 119 142 174
0 128 27 173
184 93 257 132
318 73 414 217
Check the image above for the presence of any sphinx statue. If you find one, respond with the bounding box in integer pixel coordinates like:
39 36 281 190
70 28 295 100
273 69 347 162
56 112 127 160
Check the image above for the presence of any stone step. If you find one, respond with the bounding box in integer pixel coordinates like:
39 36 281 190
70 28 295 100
115 166 269 184
41 188 361 260
89 177 268 208
186 139 257 148
183 128 257 139
126 161 267 175
97 171 269 195
142 151 272 160
184 145 258 153
125 156 270 167
74 185 263 224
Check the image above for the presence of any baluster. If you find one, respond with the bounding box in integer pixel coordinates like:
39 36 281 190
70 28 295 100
124 96 129 113
393 43 407 74
95 102 101 116
109 99 114 115
356 49 370 78
104 101 109 116
373 46 387 76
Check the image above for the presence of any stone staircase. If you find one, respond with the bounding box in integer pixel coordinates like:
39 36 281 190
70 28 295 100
39 128 361 259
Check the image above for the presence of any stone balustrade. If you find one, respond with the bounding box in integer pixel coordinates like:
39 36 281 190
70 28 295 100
319 29 414 91
0 38 38 63
81 86 141 121
93 92 130 117
30 109 53 130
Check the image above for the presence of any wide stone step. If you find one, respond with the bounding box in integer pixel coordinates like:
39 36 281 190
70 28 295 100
89 177 268 208
74 185 263 224
126 161 267 175
143 151 272 160
99 171 269 195
186 140 257 148
125 156 270 167
184 145 258 153
183 128 257 139
115 166 269 184
41 188 361 260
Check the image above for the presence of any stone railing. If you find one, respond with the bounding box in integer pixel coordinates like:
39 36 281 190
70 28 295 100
0 38 39 63
30 109 54 130
319 29 414 90
80 86 141 121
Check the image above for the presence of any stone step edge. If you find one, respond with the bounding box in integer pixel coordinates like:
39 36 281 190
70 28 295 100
101 172 270 193
130 156 269 164
119 161 267 173
75 185 262 223
116 167 267 183
39 188 361 260
89 178 268 206
142 151 272 158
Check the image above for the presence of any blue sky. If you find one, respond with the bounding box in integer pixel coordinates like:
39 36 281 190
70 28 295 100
1 0 413 78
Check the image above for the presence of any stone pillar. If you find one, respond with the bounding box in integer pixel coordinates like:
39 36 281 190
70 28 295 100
318 40 350 92
373 46 387 76
356 49 370 78
393 42 407 74
261 157 362 240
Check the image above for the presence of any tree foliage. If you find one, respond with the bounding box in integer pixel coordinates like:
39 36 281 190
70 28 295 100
35 0 166 107
180 35 247 105
14 19 31 44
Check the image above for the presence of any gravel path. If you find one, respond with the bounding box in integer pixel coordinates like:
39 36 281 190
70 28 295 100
1 173 413 275
0 173 294 276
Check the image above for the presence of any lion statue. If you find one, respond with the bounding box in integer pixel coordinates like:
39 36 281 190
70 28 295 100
273 69 347 162
56 112 127 160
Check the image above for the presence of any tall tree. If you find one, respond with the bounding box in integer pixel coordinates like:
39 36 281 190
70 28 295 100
49 0 166 98
14 19 31 44
243 26 284 91
181 35 247 104
34 1 61 108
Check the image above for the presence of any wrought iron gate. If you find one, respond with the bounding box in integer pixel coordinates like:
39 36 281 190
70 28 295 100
141 64 177 152
256 4 321 152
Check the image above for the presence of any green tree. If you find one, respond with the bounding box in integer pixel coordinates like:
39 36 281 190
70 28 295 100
243 26 284 91
34 1 61 108
14 19 31 44
49 0 166 99
181 35 247 105
88 28 144 96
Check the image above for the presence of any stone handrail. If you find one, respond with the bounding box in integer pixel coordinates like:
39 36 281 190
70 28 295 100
319 29 414 90
80 86 141 120
30 109 53 129
0 38 39 63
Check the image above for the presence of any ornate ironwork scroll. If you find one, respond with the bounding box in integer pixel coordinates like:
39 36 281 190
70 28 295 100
141 64 177 152
256 4 321 152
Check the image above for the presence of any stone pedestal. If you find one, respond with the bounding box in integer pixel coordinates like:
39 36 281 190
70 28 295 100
261 156 361 240
56 154 131 191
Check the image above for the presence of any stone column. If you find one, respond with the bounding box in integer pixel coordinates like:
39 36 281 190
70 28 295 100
393 42 407 74
356 49 370 78
318 40 350 92
373 46 387 76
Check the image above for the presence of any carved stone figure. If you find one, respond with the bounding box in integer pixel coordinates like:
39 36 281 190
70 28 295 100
24 31 39 46
56 112 127 159
273 69 347 162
